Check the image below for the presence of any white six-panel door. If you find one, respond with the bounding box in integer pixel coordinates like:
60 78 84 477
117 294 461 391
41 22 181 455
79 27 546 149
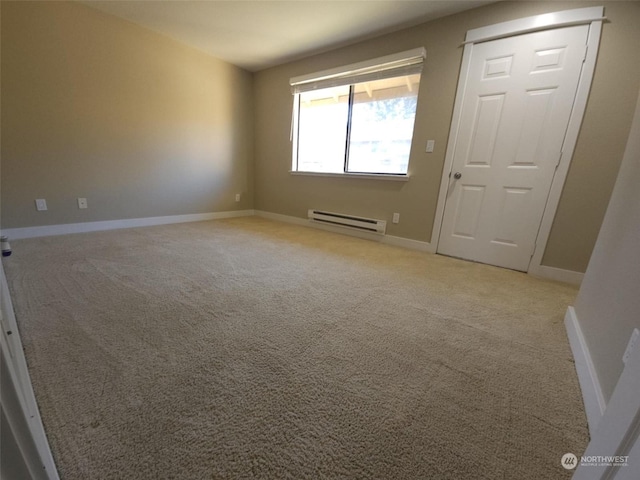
437 25 589 271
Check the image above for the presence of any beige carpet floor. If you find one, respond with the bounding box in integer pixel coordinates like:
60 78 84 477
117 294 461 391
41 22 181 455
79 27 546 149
4 217 588 479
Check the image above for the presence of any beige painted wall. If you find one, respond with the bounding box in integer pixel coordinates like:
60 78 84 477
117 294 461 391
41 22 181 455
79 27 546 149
253 1 640 273
1 1 254 229
573 86 640 404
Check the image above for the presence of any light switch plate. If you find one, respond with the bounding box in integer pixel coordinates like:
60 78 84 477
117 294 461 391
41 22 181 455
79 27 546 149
426 140 435 153
35 199 48 211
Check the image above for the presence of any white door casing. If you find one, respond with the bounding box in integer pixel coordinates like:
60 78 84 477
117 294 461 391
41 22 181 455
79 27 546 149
1 261 60 479
571 338 640 480
431 7 604 277
437 25 588 271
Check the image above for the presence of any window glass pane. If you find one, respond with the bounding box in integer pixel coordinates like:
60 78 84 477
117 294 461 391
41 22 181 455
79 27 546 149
296 86 350 173
347 74 420 174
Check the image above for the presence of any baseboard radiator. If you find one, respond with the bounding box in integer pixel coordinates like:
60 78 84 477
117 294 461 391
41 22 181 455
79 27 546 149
307 209 386 234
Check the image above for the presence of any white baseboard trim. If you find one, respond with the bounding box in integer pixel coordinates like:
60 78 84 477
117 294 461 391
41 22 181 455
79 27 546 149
382 234 435 253
255 210 434 252
565 306 606 435
529 264 584 286
2 210 256 240
255 210 309 227
255 210 384 242
256 212 579 274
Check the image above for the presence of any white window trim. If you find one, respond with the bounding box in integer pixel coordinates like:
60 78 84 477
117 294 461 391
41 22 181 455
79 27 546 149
289 48 425 176
289 171 410 182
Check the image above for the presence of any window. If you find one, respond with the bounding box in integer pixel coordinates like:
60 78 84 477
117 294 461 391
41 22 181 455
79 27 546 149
290 48 425 176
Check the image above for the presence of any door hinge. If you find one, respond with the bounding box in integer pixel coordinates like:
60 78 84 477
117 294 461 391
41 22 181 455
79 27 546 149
582 45 588 63
555 150 563 169
530 243 537 258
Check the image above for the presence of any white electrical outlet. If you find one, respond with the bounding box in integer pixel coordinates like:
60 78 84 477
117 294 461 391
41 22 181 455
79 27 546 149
392 213 400 224
235 193 241 202
35 199 48 211
77 197 88 209
622 328 640 364
426 140 435 153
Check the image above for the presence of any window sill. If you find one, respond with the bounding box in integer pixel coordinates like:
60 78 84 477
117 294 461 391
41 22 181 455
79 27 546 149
289 171 410 182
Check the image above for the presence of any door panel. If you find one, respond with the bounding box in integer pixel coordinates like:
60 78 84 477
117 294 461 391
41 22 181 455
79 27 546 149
467 94 505 167
515 88 557 166
452 185 485 239
492 187 532 246
438 25 589 271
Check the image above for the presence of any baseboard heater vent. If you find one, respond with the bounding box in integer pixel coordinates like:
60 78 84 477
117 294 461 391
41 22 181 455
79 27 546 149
307 209 386 234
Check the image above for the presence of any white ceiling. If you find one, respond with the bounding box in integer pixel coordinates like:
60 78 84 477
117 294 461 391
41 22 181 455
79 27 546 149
83 1 493 71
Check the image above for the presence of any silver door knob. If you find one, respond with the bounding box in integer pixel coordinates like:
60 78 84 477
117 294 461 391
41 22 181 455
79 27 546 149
453 172 462 179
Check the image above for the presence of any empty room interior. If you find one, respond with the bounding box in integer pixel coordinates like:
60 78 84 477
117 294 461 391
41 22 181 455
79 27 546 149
1 1 639 479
